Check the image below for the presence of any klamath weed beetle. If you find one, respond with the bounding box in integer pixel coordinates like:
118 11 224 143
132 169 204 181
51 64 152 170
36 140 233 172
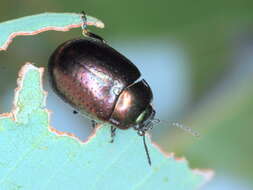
48 12 199 165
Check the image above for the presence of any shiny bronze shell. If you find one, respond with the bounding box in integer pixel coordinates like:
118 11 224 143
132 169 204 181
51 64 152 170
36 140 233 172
48 38 141 122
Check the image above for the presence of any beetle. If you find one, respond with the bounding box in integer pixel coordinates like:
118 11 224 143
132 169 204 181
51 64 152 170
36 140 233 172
48 12 159 165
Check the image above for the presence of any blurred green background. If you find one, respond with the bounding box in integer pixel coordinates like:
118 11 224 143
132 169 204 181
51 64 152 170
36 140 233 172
1 1 253 189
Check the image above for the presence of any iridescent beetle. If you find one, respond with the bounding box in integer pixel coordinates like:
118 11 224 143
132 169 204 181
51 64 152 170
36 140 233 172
48 12 159 165
48 12 199 166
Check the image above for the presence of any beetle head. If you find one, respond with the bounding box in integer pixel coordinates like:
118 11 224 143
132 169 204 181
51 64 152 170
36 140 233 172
134 105 159 136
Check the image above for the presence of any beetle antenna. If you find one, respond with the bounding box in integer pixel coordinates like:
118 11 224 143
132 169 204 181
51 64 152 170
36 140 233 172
159 119 200 137
152 118 160 125
143 133 152 166
171 121 200 137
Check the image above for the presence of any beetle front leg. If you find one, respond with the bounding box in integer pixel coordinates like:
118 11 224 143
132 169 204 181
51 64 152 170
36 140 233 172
110 126 117 143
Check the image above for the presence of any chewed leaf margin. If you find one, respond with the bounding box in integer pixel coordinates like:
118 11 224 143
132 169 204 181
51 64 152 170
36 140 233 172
0 12 104 51
0 62 214 189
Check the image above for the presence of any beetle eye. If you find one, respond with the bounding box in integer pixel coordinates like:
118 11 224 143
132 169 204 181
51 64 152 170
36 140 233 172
136 110 147 124
135 105 155 125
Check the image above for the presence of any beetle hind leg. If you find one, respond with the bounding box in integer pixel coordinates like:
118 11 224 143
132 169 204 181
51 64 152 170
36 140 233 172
80 11 106 43
91 120 97 129
110 126 117 143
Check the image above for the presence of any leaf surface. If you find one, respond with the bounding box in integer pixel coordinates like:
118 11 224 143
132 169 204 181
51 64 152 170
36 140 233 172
0 63 212 190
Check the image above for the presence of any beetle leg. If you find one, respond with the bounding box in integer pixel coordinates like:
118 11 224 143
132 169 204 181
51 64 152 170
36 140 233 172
91 120 97 129
142 133 152 166
80 11 106 43
110 126 117 143
73 110 78 114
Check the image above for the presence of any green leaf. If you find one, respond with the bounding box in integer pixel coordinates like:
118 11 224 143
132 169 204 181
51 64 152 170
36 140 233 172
0 12 104 50
0 63 212 189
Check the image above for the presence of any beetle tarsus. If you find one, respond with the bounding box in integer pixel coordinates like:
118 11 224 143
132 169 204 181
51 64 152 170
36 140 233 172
91 120 97 129
110 126 117 143
81 11 88 31
80 11 106 43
